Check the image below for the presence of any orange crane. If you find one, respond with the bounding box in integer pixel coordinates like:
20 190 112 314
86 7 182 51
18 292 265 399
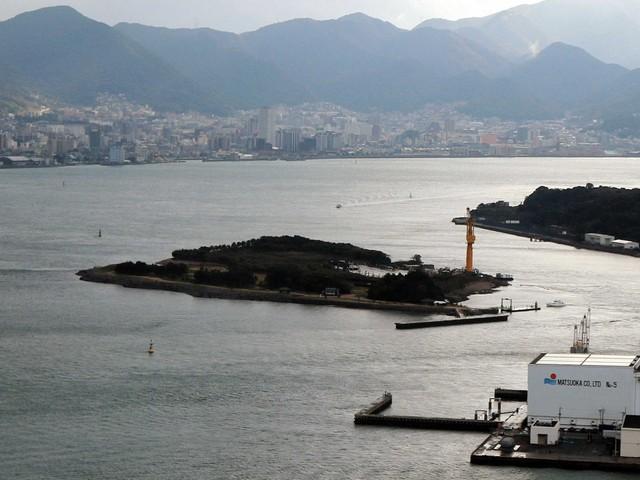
465 207 475 272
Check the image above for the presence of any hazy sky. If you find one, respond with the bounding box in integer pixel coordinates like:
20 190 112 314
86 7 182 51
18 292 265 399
0 0 542 32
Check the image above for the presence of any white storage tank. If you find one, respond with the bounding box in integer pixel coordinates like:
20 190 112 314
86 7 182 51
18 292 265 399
528 353 640 429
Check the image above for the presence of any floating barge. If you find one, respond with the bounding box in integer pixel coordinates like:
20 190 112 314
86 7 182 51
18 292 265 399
395 313 509 330
355 352 640 472
471 432 640 472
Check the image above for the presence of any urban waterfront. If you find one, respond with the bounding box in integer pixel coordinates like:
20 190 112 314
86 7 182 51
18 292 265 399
2 157 640 479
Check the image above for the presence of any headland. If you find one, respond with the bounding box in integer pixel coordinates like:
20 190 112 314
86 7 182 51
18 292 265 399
470 185 640 257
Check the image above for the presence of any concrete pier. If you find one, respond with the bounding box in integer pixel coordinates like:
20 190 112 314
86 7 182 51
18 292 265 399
355 392 393 416
356 414 499 431
354 392 499 432
502 306 540 313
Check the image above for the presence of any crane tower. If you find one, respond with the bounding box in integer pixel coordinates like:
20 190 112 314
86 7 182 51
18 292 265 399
465 207 475 272
570 308 591 353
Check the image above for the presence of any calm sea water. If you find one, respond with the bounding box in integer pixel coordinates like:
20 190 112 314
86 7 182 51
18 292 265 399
1 158 639 479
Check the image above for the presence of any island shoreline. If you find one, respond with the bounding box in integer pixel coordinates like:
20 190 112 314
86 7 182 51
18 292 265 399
475 223 640 258
77 267 499 316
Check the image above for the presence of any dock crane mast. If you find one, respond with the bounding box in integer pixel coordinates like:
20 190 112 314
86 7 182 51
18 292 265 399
570 308 591 353
465 207 475 272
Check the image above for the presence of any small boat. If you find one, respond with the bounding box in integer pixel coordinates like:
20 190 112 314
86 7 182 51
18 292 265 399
98 229 102 238
547 299 566 308
336 204 342 209
147 340 155 354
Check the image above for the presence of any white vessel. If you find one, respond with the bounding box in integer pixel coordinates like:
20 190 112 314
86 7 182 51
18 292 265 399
546 299 566 308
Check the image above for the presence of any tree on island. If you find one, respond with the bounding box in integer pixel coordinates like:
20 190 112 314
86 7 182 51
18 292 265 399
367 271 444 304
194 267 256 288
114 261 187 278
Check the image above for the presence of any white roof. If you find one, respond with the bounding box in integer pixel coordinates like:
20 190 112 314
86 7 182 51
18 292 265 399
533 353 639 367
585 233 614 238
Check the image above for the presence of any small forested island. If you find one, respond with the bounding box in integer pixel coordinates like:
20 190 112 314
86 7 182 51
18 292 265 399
78 236 506 315
472 185 640 255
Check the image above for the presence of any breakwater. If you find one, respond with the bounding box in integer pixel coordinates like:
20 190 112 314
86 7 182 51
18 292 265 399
354 393 499 432
395 313 508 329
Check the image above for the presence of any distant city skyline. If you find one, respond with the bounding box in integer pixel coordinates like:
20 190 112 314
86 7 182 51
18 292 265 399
0 0 542 32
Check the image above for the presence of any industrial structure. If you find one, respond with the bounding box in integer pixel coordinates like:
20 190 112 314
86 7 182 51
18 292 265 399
570 308 591 353
465 207 475 272
585 233 639 250
528 352 640 453
358 350 640 470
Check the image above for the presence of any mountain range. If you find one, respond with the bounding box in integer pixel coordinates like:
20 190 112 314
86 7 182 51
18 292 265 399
2 3 640 127
418 0 640 69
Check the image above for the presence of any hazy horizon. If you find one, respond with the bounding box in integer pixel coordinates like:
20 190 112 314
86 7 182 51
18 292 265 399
0 0 542 33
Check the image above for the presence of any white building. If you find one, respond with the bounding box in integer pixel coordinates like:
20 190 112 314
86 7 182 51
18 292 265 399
109 144 125 164
528 353 640 431
611 239 640 250
584 233 615 246
621 415 640 457
275 128 301 153
530 420 560 446
258 107 276 145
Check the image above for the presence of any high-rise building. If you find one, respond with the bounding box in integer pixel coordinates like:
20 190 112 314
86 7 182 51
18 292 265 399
0 132 9 151
315 131 343 153
258 107 275 145
278 128 300 153
516 127 530 144
246 117 259 136
209 135 231 151
315 131 329 152
372 124 382 141
47 134 75 157
300 137 316 152
109 144 125 164
88 126 102 152
328 132 344 151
